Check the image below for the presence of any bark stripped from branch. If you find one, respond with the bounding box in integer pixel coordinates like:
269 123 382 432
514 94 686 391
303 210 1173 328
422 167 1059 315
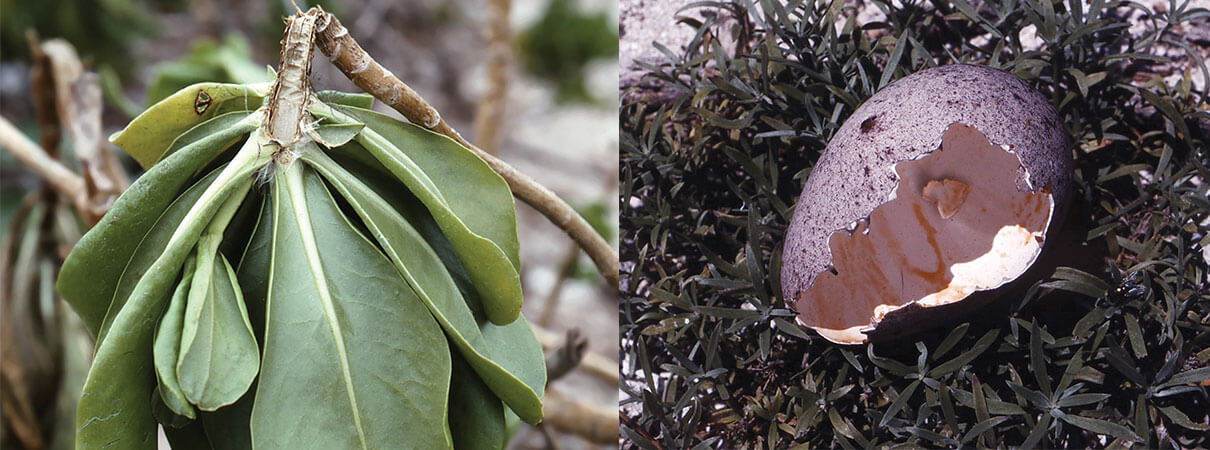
542 388 618 444
266 6 321 163
314 10 620 289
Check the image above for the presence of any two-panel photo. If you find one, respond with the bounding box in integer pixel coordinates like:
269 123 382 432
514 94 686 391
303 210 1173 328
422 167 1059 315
0 0 1206 448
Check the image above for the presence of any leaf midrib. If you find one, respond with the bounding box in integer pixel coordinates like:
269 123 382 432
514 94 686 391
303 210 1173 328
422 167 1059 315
283 162 368 449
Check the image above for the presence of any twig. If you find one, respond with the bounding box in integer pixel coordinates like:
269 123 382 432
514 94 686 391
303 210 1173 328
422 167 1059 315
473 0 511 154
0 117 84 206
542 388 619 444
544 329 587 383
313 10 619 289
538 243 579 327
533 325 618 386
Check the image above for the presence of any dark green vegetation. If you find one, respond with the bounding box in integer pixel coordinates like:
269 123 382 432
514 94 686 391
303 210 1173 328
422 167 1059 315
620 0 1209 447
520 0 619 102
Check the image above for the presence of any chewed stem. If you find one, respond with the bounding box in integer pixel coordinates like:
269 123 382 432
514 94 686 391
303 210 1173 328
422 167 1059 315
265 7 321 161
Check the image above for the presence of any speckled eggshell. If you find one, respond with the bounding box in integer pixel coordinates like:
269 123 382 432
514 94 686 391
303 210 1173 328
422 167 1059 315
781 64 1073 314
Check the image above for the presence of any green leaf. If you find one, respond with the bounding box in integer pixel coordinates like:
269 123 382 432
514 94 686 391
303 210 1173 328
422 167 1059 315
234 195 271 338
314 102 523 325
1021 413 1052 449
1030 320 1052 395
481 317 548 423
448 352 506 450
928 329 999 378
302 149 544 423
1061 414 1143 442
59 112 257 338
879 29 910 88
311 123 365 148
75 138 271 449
1157 405 1210 431
177 182 259 411
960 416 1009 444
112 82 269 168
161 111 253 172
1138 89 1191 146
315 90 375 109
1056 393 1110 407
1159 366 1210 388
153 257 197 420
879 379 921 427
252 163 451 448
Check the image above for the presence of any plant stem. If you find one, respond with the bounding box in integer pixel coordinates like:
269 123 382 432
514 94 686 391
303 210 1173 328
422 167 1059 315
314 10 619 289
0 117 84 207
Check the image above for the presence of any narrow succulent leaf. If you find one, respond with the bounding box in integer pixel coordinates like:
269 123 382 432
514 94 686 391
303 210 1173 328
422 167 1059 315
1157 405 1210 431
59 112 258 338
960 416 1009 444
112 82 269 168
1056 393 1110 407
75 135 271 450
1159 366 1210 387
879 379 921 427
928 329 998 378
302 148 544 422
153 257 197 419
252 163 451 448
313 102 523 325
1021 413 1052 449
1060 414 1143 442
178 180 259 410
448 352 506 450
1030 320 1052 395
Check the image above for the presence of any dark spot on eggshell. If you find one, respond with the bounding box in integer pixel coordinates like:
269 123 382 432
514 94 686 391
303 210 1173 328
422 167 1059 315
861 115 878 133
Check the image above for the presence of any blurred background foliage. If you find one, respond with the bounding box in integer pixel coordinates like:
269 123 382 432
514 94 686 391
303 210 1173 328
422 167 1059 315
0 0 170 71
621 0 1208 447
520 0 619 102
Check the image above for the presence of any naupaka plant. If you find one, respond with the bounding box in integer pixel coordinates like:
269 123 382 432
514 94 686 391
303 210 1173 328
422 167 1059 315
57 8 545 449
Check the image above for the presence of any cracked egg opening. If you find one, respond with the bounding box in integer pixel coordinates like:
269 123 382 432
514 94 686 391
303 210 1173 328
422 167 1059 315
796 123 1054 345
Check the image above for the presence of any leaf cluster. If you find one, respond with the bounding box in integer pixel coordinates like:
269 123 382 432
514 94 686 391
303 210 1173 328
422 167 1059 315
619 0 1210 447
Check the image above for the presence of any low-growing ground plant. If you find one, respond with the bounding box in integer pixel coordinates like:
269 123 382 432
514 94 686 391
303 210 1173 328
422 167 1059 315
621 0 1209 447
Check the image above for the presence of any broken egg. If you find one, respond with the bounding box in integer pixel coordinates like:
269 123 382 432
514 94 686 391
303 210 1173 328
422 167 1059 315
781 64 1074 345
